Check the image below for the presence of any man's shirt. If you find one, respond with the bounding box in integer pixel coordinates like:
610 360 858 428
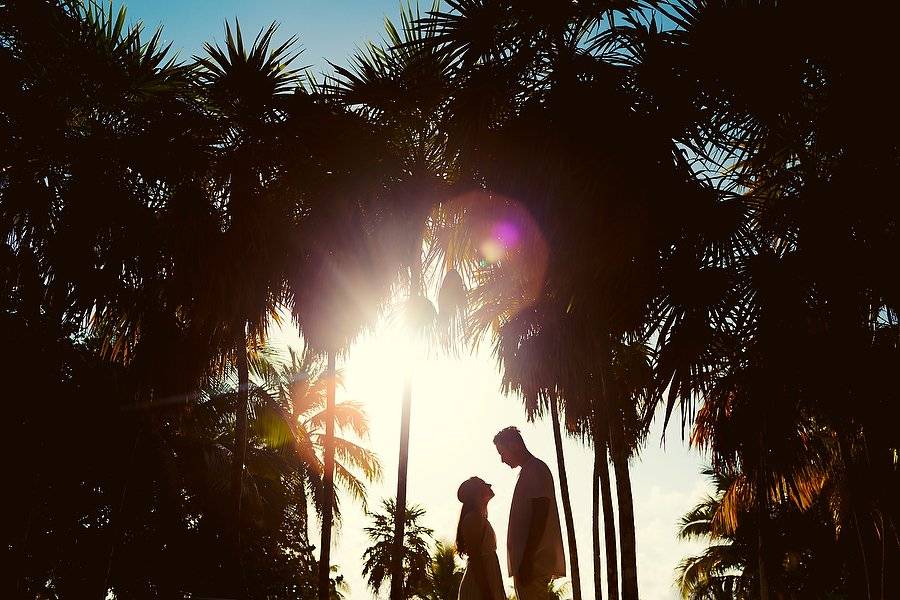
506 455 566 578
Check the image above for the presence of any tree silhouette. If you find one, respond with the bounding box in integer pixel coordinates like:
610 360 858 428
424 541 465 600
363 498 435 599
4 1 900 599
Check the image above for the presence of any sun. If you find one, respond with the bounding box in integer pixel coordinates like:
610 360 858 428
341 318 431 409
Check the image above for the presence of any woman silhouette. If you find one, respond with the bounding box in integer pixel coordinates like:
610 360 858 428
456 477 506 600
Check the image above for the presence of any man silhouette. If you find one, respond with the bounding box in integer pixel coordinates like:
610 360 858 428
494 426 565 600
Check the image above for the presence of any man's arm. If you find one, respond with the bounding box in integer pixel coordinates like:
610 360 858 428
517 496 550 583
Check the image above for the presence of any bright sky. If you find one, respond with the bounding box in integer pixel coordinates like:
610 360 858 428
122 1 710 598
275 316 710 600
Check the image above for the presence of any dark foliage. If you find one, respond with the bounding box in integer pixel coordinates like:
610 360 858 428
3 0 899 599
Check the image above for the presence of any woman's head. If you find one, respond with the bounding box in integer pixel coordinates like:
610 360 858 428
457 476 494 506
455 476 494 557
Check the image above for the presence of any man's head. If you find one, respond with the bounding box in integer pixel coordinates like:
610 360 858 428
493 426 529 468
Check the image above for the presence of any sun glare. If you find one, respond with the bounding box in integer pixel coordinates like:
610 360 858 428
345 322 430 393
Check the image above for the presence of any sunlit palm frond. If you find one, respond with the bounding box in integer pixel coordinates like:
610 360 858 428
307 400 372 438
677 496 718 540
676 546 747 600
332 461 369 509
332 436 383 482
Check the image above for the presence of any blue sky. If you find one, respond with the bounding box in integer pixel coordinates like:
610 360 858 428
125 0 405 73
119 2 710 598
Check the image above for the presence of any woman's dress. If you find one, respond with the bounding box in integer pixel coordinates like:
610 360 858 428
458 512 506 600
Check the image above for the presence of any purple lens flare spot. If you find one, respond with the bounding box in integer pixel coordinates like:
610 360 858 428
491 221 521 248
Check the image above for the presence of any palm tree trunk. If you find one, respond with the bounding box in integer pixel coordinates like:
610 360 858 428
231 327 250 596
299 479 310 548
756 431 773 600
390 373 413 600
550 395 583 600
593 447 603 600
596 359 619 600
609 417 638 600
597 436 619 600
102 427 141 598
756 478 771 600
318 350 337 600
854 512 875 600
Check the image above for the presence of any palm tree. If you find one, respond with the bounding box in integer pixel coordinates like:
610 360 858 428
608 341 655 600
285 106 399 599
363 498 435 599
675 469 753 600
548 392 583 600
570 340 652 600
590 406 618 600
279 32 413 599
195 16 399 599
256 347 383 537
622 3 900 596
325 6 466 598
193 21 302 590
675 465 847 600
424 541 465 600
0 4 223 594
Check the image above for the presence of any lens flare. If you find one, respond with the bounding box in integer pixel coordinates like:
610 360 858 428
492 220 521 248
480 237 506 263
428 190 548 320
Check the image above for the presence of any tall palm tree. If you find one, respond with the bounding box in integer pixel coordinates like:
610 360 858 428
194 21 302 590
325 6 465 598
571 340 650 600
196 19 397 600
607 341 654 600
623 3 900 596
548 392 583 600
0 4 221 594
590 406 618 600
282 101 402 599
256 347 383 535
285 100 399 600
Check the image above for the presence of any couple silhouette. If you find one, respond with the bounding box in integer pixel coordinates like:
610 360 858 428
455 427 566 600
